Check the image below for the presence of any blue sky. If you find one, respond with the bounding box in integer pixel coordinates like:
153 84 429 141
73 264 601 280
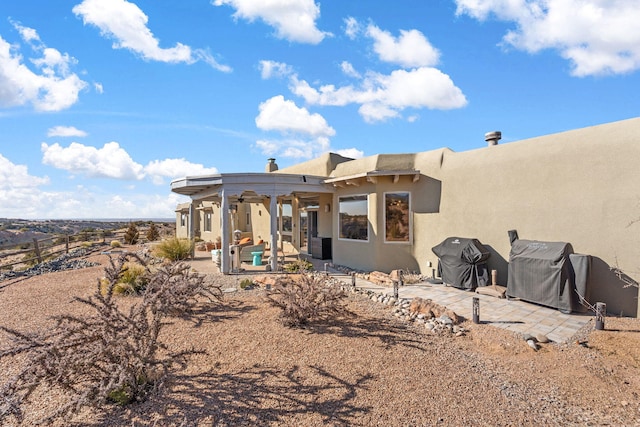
1 0 639 219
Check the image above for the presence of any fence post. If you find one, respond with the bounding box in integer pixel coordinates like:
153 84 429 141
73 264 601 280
32 238 43 264
66 235 70 253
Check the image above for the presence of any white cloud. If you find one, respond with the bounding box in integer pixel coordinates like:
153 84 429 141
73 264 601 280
0 153 50 189
213 0 330 44
0 25 87 111
255 95 335 137
0 152 189 219
254 96 334 159
455 0 640 76
291 67 467 123
366 24 440 68
41 141 145 180
259 60 293 79
73 0 231 71
340 61 361 78
40 141 219 185
47 126 88 138
0 154 52 218
344 17 361 40
144 159 218 185
335 148 364 159
94 82 104 93
256 137 330 160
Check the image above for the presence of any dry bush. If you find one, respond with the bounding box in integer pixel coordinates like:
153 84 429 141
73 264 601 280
266 273 348 327
0 253 222 425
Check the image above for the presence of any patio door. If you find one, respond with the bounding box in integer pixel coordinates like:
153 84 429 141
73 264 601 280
305 209 318 255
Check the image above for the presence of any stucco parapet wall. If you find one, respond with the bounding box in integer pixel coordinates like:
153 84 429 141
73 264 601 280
329 153 421 178
275 152 353 177
175 202 191 212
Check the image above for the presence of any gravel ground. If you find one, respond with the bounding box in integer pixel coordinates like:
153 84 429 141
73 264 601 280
0 252 639 426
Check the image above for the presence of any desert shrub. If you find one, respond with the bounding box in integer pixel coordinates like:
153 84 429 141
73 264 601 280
20 250 39 267
146 223 160 242
123 222 139 245
283 258 314 273
153 238 194 261
110 240 122 248
266 273 348 327
113 262 148 295
0 253 222 424
239 278 254 289
400 270 425 284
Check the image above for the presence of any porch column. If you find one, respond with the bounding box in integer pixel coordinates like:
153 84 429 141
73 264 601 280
269 195 278 271
188 202 196 258
220 190 231 274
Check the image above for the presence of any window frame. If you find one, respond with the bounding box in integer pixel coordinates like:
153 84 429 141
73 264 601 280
383 191 411 244
338 194 369 242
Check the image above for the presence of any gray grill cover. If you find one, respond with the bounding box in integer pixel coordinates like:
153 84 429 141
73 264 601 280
432 237 490 290
507 240 582 313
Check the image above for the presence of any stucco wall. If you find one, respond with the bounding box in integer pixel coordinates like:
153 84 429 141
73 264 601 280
413 119 640 317
328 118 640 316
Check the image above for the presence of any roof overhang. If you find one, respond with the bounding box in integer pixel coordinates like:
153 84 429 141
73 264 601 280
171 172 333 201
324 169 421 187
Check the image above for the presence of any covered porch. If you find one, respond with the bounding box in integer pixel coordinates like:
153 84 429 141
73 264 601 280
171 172 334 274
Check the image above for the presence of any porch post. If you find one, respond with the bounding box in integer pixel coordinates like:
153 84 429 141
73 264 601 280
269 195 278 271
188 202 196 258
220 190 231 274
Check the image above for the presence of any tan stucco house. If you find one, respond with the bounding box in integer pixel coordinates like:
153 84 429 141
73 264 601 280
171 118 640 317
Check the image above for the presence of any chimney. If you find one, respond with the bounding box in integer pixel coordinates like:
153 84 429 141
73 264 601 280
265 158 278 172
485 131 502 147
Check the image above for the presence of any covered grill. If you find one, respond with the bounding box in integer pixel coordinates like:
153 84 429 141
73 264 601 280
432 237 491 290
506 239 591 313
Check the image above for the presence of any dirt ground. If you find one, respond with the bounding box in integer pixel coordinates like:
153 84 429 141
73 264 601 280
0 252 639 426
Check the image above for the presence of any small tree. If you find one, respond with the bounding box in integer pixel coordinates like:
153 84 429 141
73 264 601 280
123 222 139 244
146 222 160 242
0 253 222 424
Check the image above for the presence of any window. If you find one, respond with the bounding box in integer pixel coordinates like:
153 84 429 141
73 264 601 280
180 213 187 227
204 212 212 232
279 200 293 243
385 192 410 242
280 201 292 232
339 195 368 241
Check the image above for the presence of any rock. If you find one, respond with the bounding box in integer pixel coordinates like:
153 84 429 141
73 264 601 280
523 334 537 342
536 334 550 343
425 323 435 331
438 315 453 326
526 339 539 351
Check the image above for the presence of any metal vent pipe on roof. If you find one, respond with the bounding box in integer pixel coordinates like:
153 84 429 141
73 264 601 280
485 131 502 146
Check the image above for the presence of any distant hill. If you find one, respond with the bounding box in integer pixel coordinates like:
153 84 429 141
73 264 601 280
0 219 174 248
